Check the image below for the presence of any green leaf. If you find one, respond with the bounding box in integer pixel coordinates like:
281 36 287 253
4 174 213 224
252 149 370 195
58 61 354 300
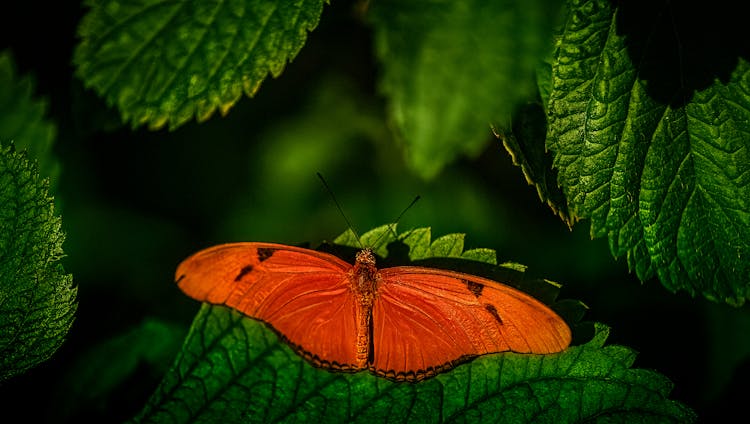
135 309 693 423
136 226 692 422
544 0 750 305
74 0 327 130
0 144 76 382
0 50 59 184
370 0 561 179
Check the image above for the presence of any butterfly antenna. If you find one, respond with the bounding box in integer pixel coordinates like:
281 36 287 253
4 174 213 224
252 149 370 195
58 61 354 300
372 195 421 249
317 172 363 248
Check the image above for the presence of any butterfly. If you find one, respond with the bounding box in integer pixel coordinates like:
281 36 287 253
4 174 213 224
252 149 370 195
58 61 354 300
176 241 571 382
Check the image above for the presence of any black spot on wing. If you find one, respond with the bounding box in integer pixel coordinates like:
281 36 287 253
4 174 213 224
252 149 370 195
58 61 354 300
175 274 186 284
257 247 276 262
234 265 254 282
465 280 484 298
485 304 504 325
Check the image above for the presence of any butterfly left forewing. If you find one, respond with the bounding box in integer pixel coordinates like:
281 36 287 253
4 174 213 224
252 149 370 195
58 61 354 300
371 266 571 381
176 242 364 371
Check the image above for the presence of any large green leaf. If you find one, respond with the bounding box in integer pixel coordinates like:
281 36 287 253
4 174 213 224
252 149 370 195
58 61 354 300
0 144 76 382
370 0 561 179
74 0 327 130
544 0 750 305
135 308 694 423
134 226 692 423
0 51 58 183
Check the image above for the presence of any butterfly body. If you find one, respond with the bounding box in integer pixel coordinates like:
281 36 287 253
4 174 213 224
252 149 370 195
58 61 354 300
348 248 379 369
176 242 571 382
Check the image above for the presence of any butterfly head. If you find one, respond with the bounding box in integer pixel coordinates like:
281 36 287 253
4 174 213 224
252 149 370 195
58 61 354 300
355 248 377 266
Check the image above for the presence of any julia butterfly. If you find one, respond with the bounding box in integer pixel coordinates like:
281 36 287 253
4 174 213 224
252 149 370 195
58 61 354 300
176 236 571 382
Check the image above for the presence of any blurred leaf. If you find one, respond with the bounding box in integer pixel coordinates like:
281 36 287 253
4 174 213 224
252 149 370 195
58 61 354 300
135 226 692 422
0 50 58 184
0 144 76 382
255 75 386 196
543 0 750 305
74 0 327 130
370 0 561 179
56 318 186 420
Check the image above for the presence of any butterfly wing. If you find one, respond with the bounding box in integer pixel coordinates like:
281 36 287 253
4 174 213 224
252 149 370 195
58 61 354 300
371 266 571 381
175 243 363 370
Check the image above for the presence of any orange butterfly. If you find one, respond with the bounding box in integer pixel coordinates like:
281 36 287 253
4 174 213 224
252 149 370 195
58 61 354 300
176 242 571 382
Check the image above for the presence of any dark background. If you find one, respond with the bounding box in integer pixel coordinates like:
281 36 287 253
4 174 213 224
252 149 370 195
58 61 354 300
2 1 749 422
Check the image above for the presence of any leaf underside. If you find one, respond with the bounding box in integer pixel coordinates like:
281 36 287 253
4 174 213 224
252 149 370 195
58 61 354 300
0 144 76 382
495 103 574 226
74 0 327 130
135 226 693 423
544 0 750 305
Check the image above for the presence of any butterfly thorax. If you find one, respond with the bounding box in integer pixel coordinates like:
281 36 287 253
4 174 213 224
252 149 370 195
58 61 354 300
351 248 379 307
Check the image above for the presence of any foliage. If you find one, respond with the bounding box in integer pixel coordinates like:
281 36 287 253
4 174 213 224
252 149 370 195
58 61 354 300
73 0 750 305
2 0 748 422
542 0 750 305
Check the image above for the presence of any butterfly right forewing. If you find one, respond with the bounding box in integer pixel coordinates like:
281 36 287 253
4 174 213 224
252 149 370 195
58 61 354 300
176 242 364 371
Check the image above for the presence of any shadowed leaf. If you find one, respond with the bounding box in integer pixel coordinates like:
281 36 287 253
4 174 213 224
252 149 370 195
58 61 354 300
55 318 186 420
495 102 573 226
